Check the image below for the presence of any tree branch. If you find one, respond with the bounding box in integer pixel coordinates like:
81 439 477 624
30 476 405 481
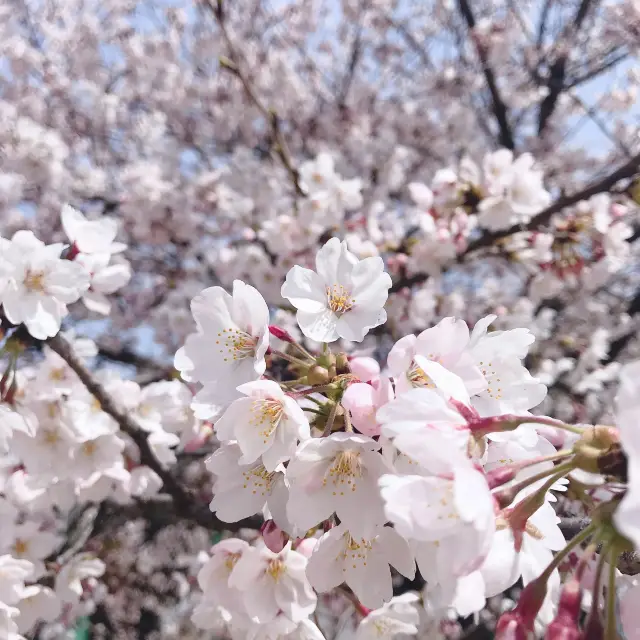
457 0 515 150
204 0 304 197
537 0 596 135
47 333 256 533
391 151 640 292
466 150 640 254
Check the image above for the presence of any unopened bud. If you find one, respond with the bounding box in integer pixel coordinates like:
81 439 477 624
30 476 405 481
335 352 350 374
260 520 289 554
307 366 330 386
573 426 620 474
507 573 550 631
495 613 528 640
581 609 604 640
316 352 336 369
349 357 380 382
545 579 582 639
268 325 294 343
546 626 580 640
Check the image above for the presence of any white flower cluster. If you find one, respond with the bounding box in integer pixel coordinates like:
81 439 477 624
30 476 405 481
0 206 131 339
0 223 639 639
171 236 640 639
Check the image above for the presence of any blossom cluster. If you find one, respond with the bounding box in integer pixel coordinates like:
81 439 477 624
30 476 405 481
170 237 640 639
0 199 637 640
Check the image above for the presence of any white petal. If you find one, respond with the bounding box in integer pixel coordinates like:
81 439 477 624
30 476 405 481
281 266 328 313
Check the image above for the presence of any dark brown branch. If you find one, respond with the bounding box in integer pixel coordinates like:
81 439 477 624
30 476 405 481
97 344 172 375
391 151 640 292
457 0 515 150
537 0 596 135
47 333 256 533
466 150 640 254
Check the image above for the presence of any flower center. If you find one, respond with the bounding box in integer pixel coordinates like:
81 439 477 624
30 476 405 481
266 558 286 582
43 427 60 446
373 620 393 635
338 532 373 570
216 328 257 362
82 441 97 457
324 450 363 494
250 399 284 444
432 483 460 522
224 552 242 572
242 464 276 496
326 284 355 315
13 539 28 556
407 362 435 389
24 270 45 292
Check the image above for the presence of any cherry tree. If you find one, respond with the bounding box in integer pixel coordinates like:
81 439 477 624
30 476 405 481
0 0 640 638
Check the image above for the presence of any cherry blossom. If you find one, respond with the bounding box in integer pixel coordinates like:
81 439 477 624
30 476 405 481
0 231 89 339
214 380 310 471
306 523 414 609
228 542 317 624
175 280 270 418
281 238 391 342
286 433 390 537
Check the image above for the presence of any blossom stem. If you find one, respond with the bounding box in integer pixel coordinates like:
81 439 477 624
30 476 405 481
282 377 308 386
543 522 598 580
495 460 575 504
270 350 310 367
290 385 332 397
592 540 610 611
46 333 251 532
291 341 315 361
605 544 619 640
344 407 353 432
514 414 585 435
339 587 371 617
323 402 339 437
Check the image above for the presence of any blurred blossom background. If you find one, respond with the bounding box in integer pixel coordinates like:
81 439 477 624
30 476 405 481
1 0 640 638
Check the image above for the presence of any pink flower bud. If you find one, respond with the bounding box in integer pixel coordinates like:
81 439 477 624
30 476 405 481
546 626 580 640
292 537 317 558
349 357 380 382
260 520 289 554
268 325 294 343
581 610 604 639
545 579 582 639
495 613 528 640
499 574 549 633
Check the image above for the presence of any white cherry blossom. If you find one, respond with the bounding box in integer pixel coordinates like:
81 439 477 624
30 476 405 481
306 523 414 609
175 280 270 418
0 231 89 339
281 238 391 342
61 204 126 255
215 380 310 471
228 542 317 624
286 433 390 537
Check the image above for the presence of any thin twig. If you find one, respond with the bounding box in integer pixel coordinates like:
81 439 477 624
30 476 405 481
206 0 304 196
